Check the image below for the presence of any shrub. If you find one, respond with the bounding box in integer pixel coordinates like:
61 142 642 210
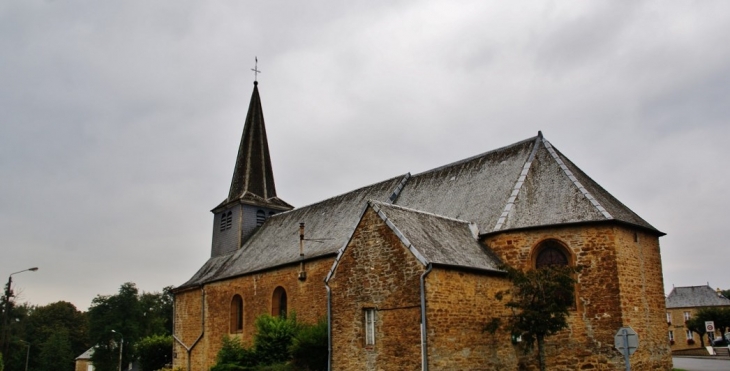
137 334 173 371
211 314 328 371
212 335 256 370
253 314 299 366
290 318 328 371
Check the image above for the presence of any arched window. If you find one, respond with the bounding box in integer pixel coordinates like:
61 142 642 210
256 210 266 227
272 286 287 318
534 240 570 269
230 295 243 333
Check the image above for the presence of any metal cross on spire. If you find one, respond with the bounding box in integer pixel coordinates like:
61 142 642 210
251 56 261 82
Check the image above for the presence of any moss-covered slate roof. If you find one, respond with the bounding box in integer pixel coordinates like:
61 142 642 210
178 133 661 289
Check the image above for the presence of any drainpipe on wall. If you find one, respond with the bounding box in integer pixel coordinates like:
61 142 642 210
420 264 433 371
172 286 206 371
325 283 333 371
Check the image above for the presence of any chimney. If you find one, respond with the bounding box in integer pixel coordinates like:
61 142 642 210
298 223 306 281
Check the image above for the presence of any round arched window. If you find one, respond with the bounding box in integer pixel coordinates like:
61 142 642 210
535 240 569 269
230 295 243 333
272 286 287 318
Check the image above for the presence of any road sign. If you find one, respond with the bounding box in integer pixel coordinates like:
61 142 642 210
705 321 715 332
615 326 639 371
615 327 639 356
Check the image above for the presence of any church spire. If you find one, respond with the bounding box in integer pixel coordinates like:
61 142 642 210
224 81 290 209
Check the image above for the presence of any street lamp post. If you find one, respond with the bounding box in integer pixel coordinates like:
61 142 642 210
1 267 38 357
112 329 123 371
19 340 30 371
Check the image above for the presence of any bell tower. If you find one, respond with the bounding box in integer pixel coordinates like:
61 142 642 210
210 81 293 257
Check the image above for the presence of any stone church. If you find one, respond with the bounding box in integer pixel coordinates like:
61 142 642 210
172 82 672 370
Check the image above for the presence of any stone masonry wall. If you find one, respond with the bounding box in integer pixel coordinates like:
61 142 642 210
329 207 425 371
484 224 672 370
173 288 207 371
424 268 518 370
613 227 672 368
173 257 332 370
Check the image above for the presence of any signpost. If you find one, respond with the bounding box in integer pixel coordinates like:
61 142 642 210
614 326 639 371
705 321 715 333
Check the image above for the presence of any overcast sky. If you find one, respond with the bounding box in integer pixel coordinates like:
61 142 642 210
2 1 729 310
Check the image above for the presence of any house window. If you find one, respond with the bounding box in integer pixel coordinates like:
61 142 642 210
364 308 376 346
256 210 266 226
686 329 693 340
666 312 672 324
668 330 674 341
272 287 287 318
534 240 570 268
230 295 243 333
683 311 690 322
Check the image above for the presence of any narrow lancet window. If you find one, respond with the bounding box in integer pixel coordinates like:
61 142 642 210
364 308 375 346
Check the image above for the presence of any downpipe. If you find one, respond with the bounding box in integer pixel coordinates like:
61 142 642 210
172 286 206 371
326 283 333 371
420 264 433 371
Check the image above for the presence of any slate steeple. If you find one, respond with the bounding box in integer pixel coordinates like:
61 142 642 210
211 81 292 257
223 81 291 209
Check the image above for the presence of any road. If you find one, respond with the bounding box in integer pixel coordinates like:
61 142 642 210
672 357 730 371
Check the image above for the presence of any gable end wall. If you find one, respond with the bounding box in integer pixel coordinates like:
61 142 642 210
329 207 425 371
484 224 672 370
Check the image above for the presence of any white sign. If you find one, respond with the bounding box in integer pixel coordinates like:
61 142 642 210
705 321 715 332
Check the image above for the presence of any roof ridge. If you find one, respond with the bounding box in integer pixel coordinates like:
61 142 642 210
269 174 409 218
411 135 539 177
370 199 474 226
388 173 411 203
542 138 613 220
492 133 543 232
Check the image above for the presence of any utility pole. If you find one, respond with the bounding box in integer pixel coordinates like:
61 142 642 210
112 329 123 371
0 268 38 358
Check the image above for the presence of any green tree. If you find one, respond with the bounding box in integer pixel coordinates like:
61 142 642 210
500 265 578 371
0 303 30 371
137 334 173 371
139 286 174 336
685 316 707 347
38 328 74 371
88 282 144 371
25 301 89 370
0 351 4 371
88 283 174 371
